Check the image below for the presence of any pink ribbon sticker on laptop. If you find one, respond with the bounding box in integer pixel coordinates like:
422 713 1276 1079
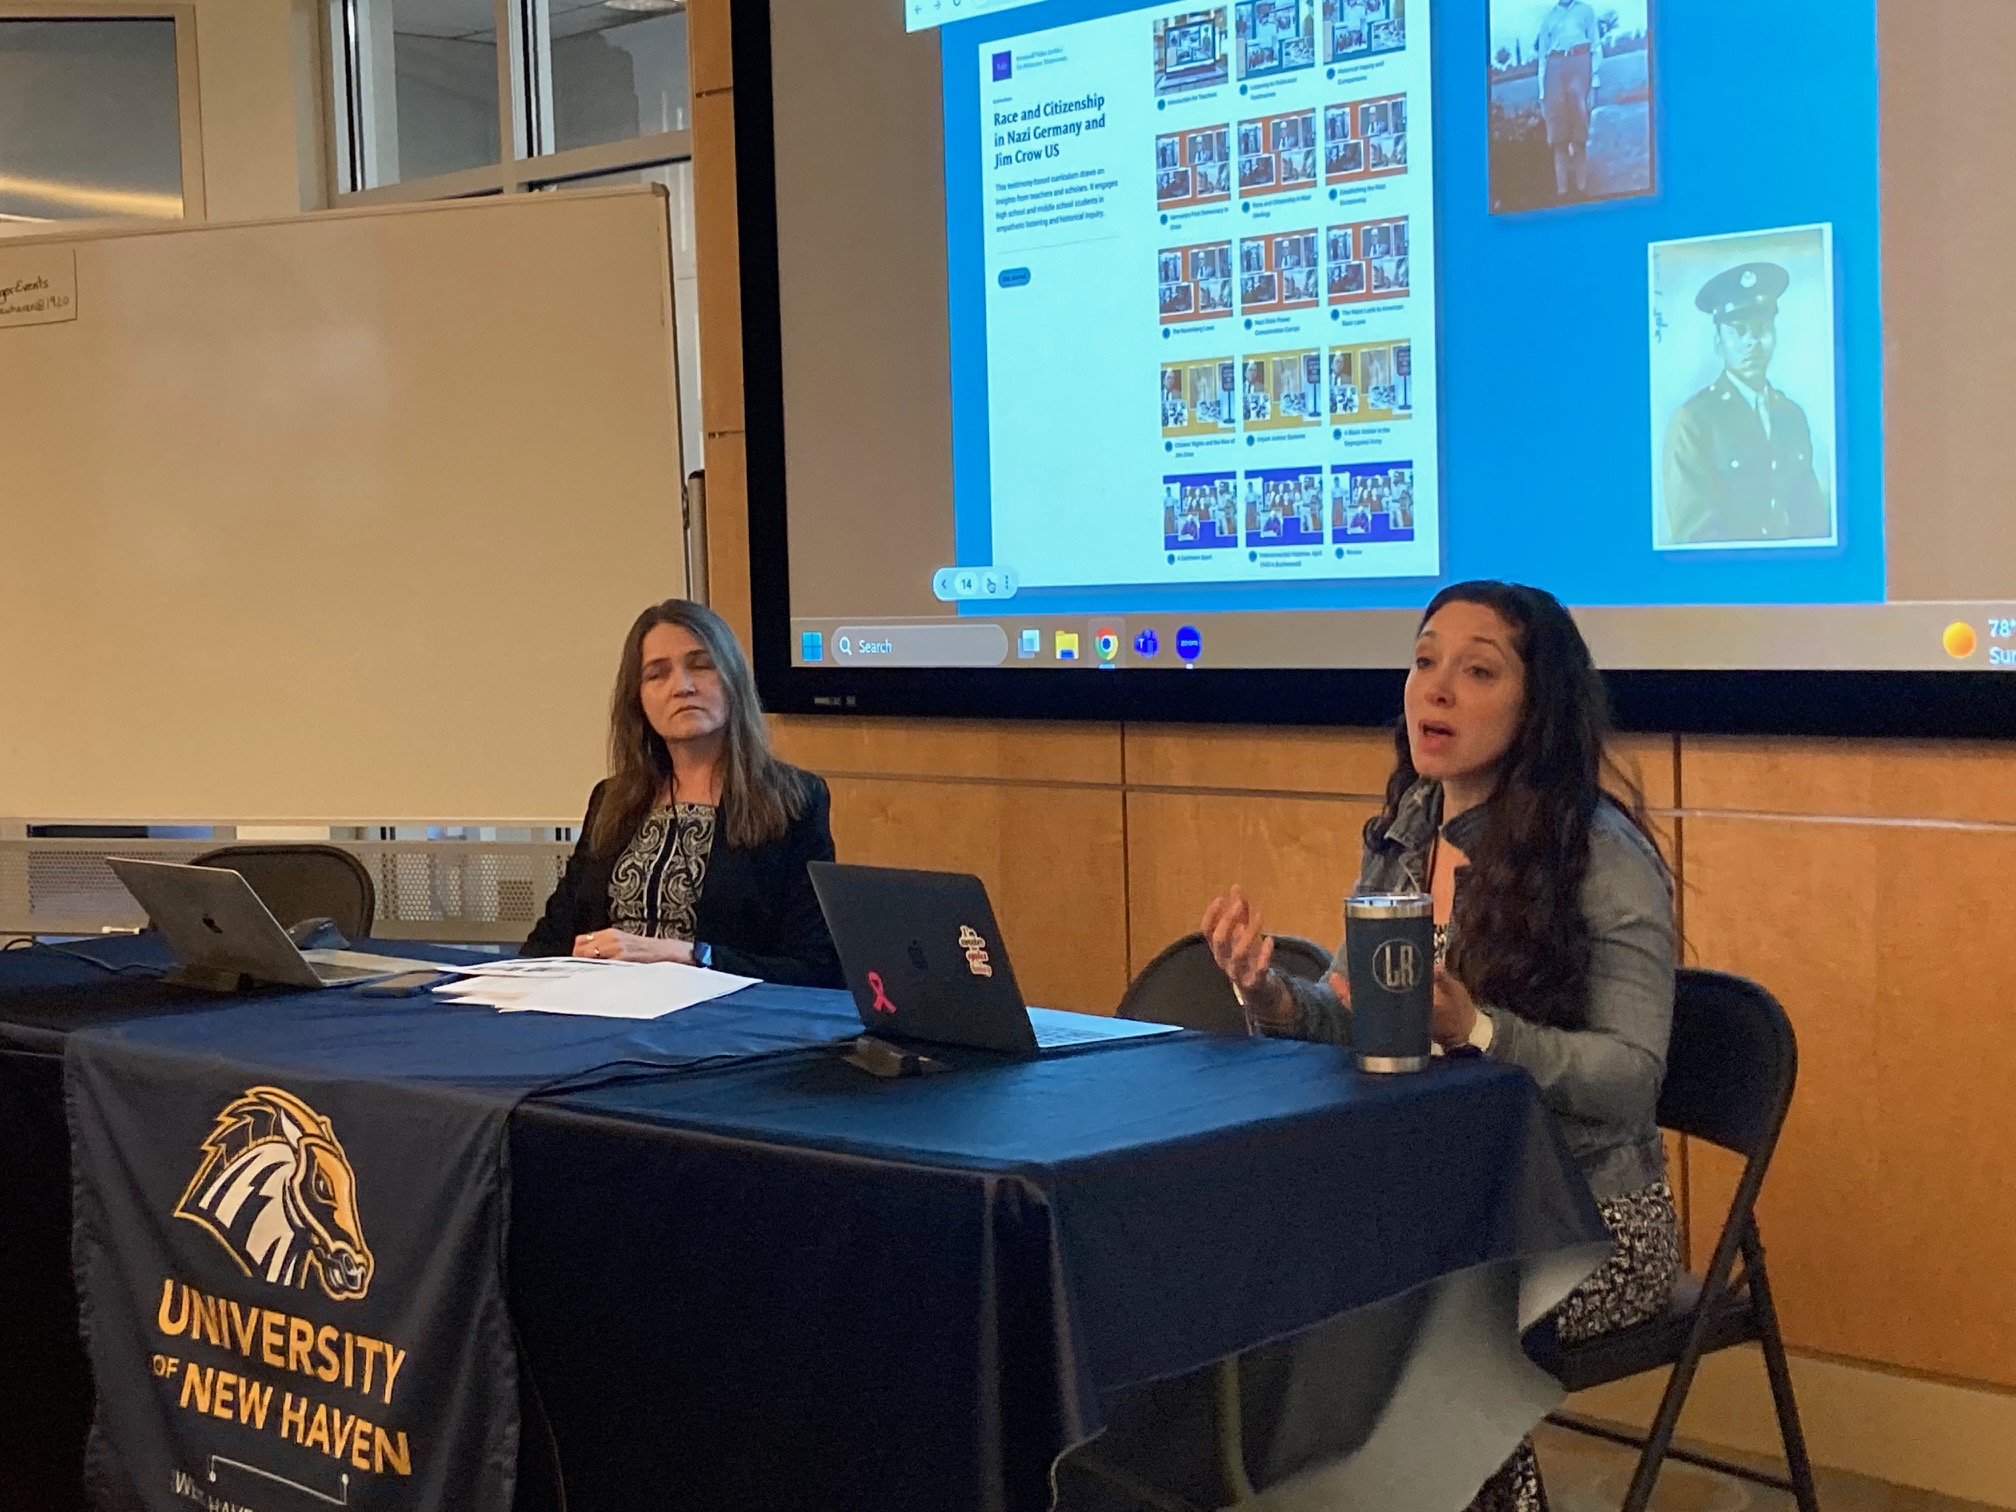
867 971 897 1015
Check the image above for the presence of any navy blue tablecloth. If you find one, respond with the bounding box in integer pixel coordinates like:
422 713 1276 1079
0 942 1605 1512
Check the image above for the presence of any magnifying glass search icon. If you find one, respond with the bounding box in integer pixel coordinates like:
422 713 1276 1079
836 635 852 656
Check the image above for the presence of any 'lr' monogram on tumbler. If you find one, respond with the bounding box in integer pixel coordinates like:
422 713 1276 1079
1345 893 1434 1072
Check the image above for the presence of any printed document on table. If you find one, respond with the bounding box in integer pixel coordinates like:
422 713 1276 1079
433 960 758 1019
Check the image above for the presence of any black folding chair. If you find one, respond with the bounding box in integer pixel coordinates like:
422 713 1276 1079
1533 967 1821 1512
191 843 377 941
1117 931 1332 1035
1068 932 1336 1510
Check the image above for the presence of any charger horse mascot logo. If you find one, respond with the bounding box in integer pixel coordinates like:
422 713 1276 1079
174 1086 374 1302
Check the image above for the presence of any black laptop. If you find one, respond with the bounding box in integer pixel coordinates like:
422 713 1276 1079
808 862 1178 1054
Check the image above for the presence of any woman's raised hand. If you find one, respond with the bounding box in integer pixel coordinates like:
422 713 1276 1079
1201 886 1293 1026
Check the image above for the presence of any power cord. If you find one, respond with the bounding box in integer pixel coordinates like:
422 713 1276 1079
16 937 165 978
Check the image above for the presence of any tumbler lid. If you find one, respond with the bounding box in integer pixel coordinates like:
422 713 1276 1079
1345 892 1432 920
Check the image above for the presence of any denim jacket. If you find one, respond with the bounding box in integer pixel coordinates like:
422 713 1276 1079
1275 778 1675 1201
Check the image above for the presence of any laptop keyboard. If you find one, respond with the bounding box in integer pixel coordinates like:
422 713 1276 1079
312 963 391 983
1031 1016 1121 1049
1026 1006 1182 1050
302 949 445 982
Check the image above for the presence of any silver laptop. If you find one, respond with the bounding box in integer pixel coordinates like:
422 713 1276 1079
107 856 438 990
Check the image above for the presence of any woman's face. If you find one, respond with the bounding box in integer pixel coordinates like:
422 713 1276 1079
1403 600 1526 787
639 622 730 747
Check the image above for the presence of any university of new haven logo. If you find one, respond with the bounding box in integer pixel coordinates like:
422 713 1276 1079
174 1087 375 1303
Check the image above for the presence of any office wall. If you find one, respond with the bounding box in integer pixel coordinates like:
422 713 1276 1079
689 0 2016 1500
190 0 321 218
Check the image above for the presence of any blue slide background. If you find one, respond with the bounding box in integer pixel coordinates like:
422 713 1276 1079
941 0 1884 614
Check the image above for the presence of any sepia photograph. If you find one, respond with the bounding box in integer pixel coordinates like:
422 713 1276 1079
1649 224 1838 550
1488 0 1655 214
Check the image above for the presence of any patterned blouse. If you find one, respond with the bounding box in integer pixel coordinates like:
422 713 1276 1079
607 803 718 940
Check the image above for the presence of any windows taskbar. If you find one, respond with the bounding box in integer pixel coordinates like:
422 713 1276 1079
788 604 2016 675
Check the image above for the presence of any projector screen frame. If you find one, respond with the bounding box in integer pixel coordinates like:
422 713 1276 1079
733 0 2014 739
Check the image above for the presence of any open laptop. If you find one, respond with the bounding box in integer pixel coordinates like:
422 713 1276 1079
809 862 1178 1054
107 857 439 990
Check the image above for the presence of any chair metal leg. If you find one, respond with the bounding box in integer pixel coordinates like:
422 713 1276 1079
1744 1233 1821 1512
1617 1328 1711 1512
1213 1357 1258 1506
1550 1412 1801 1494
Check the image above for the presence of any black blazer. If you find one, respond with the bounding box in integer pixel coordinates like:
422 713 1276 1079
521 770 843 987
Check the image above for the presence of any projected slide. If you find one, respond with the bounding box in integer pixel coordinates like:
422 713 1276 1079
929 0 1886 627
957 0 1440 589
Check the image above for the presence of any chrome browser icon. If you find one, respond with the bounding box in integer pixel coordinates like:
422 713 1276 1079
1093 626 1121 662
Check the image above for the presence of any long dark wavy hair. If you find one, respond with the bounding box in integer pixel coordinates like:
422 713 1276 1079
1375 581 1663 1030
588 600 808 858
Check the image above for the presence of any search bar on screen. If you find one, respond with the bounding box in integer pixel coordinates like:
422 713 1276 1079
833 624 1010 666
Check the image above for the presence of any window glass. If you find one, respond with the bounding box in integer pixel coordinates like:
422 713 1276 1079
549 4 689 153
0 20 183 222
387 0 501 183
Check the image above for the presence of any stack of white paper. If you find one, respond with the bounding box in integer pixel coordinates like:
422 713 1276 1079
432 957 758 1020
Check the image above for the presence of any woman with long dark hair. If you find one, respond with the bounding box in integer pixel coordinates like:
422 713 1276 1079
523 599 842 987
1201 581 1678 1512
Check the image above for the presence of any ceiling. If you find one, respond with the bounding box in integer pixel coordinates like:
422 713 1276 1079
395 0 683 44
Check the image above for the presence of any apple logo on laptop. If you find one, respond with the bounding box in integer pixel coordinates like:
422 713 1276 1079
201 915 224 935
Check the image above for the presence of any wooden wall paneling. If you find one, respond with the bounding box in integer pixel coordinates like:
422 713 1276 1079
692 86 745 443
1681 738 2016 825
701 428 751 638
1614 733 1678 812
773 718 1123 786
1125 728 1679 807
687 0 734 97
1126 792 1380 977
1124 725 1395 797
825 777 1129 1016
1683 815 2016 1388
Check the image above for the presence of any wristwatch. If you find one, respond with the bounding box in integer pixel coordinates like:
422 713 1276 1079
694 942 713 969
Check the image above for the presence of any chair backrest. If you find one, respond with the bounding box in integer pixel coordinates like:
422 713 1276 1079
1117 932 1331 1034
191 844 377 940
1658 967 1801 1299
1269 934 1335 984
1658 967 1798 1161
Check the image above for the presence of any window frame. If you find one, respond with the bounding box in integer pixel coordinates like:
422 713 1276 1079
324 0 693 206
0 2 207 225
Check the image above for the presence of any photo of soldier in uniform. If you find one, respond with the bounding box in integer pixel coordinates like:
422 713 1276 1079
1650 224 1837 550
1488 0 1655 214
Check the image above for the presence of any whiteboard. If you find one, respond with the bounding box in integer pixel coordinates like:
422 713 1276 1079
0 188 686 825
